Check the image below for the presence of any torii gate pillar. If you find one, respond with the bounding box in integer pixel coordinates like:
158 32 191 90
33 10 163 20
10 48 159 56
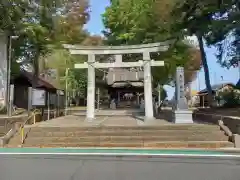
143 52 154 119
86 54 95 121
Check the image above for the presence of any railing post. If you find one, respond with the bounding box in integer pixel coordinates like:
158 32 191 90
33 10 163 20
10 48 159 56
33 113 36 124
20 127 24 144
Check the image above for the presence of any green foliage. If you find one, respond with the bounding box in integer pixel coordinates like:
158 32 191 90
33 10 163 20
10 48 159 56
0 0 92 93
172 0 239 68
205 1 239 68
171 0 239 105
102 0 195 86
43 48 86 91
0 105 7 114
0 0 28 32
68 69 87 96
11 60 20 78
171 0 224 104
0 0 90 85
217 89 240 108
157 86 167 101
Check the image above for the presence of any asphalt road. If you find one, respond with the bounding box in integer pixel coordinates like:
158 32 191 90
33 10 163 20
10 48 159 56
0 154 240 180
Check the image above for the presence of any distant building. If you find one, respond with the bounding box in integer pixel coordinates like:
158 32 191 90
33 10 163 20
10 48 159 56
196 83 236 107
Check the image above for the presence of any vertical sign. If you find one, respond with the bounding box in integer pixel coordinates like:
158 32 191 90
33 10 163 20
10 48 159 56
176 67 187 109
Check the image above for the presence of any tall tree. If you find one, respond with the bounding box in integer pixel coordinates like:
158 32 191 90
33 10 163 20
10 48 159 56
172 0 239 105
0 0 90 88
102 0 201 87
171 0 217 105
205 0 240 68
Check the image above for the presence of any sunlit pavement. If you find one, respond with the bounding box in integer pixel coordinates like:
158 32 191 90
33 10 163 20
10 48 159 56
0 149 240 180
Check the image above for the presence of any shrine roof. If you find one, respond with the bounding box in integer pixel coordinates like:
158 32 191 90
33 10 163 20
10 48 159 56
12 70 60 90
197 83 235 94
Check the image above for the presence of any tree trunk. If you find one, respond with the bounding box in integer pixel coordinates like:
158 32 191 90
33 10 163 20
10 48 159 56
196 33 213 107
32 51 40 89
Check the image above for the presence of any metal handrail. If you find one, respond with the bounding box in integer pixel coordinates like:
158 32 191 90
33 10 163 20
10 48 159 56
19 109 41 144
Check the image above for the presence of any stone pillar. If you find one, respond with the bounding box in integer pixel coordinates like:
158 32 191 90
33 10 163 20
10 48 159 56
86 54 95 121
173 67 193 123
143 52 154 120
115 54 122 64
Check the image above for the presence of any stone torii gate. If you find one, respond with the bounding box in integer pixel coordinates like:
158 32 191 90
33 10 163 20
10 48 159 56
63 42 170 122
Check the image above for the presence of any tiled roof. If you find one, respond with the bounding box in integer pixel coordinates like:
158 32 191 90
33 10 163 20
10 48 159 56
18 70 58 89
107 68 144 85
198 83 234 94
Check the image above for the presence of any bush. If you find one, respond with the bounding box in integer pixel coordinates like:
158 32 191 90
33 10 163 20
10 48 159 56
0 105 7 114
217 89 240 108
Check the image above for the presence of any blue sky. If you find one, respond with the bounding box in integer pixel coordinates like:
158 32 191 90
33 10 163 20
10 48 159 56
86 0 239 99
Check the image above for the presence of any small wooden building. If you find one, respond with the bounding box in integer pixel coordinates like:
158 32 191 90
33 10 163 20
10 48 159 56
11 70 62 109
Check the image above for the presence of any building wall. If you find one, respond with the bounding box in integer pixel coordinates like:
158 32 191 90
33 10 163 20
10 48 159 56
14 85 29 109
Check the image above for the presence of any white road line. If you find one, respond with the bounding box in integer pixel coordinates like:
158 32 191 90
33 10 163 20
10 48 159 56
0 152 239 158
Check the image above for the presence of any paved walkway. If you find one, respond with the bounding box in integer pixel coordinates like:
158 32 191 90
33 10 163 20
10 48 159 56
26 112 171 128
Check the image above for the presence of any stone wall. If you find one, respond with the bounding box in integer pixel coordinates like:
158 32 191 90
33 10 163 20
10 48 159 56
193 112 240 134
0 115 28 132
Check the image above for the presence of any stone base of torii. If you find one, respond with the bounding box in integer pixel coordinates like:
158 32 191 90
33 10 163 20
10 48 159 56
64 42 193 124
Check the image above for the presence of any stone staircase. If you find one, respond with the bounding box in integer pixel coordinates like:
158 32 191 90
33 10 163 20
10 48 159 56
0 126 6 137
7 124 234 148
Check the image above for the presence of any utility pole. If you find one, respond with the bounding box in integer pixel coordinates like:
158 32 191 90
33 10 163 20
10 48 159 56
7 35 18 116
64 68 69 116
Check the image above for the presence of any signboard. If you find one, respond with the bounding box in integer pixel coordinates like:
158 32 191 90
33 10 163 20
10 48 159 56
32 89 46 106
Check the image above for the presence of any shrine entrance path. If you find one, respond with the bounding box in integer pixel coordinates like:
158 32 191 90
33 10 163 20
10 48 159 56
26 110 171 128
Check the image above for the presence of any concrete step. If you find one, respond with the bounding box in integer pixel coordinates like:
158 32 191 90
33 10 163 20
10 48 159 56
22 134 229 144
26 129 225 137
19 141 234 148
27 125 220 132
144 141 234 149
